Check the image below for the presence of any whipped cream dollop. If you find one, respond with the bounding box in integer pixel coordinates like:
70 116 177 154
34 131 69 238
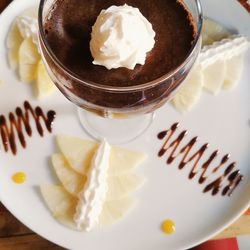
90 4 156 70
74 139 111 231
17 15 38 45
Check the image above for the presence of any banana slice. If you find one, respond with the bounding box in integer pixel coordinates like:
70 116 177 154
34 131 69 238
203 59 226 95
6 22 23 49
7 6 38 70
52 154 145 200
52 154 86 196
21 6 38 19
171 65 203 113
56 135 147 175
40 185 78 229
223 55 244 90
36 59 56 98
110 147 147 175
7 22 23 70
107 174 145 200
56 136 97 174
99 197 135 226
40 185 77 217
202 18 230 46
40 185 135 229
18 37 40 83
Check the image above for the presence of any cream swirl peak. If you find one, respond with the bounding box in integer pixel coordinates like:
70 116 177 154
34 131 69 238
90 4 156 70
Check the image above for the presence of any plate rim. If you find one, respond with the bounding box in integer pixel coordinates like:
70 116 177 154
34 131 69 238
0 0 250 249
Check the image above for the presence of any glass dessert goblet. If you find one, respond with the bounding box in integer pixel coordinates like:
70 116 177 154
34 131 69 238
38 0 203 144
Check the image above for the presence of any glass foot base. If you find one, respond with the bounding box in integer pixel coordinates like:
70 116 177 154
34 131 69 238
77 108 154 144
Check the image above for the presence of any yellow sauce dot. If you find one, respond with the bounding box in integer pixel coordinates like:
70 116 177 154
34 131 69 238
12 172 26 184
162 219 175 235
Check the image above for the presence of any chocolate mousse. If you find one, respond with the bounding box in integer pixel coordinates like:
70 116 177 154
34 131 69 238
44 0 196 86
41 0 198 112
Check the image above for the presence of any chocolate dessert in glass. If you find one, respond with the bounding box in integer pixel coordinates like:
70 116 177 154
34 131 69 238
38 0 203 143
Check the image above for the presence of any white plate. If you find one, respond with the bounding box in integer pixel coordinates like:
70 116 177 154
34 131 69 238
0 0 250 249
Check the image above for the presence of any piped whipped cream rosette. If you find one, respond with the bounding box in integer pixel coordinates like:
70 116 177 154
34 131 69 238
40 135 147 231
6 7 56 98
172 19 250 113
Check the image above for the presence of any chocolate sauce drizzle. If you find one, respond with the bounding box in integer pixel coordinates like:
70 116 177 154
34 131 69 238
157 123 243 197
0 101 56 155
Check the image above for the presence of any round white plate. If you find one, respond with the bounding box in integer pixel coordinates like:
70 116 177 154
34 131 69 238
0 0 250 249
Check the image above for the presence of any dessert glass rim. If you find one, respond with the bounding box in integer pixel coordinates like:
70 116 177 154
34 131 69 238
38 0 203 92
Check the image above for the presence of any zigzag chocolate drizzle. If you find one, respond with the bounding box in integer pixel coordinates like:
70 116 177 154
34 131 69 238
158 123 243 197
0 101 56 155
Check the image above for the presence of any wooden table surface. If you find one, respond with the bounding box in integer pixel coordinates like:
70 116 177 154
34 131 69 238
0 0 249 249
0 203 63 249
